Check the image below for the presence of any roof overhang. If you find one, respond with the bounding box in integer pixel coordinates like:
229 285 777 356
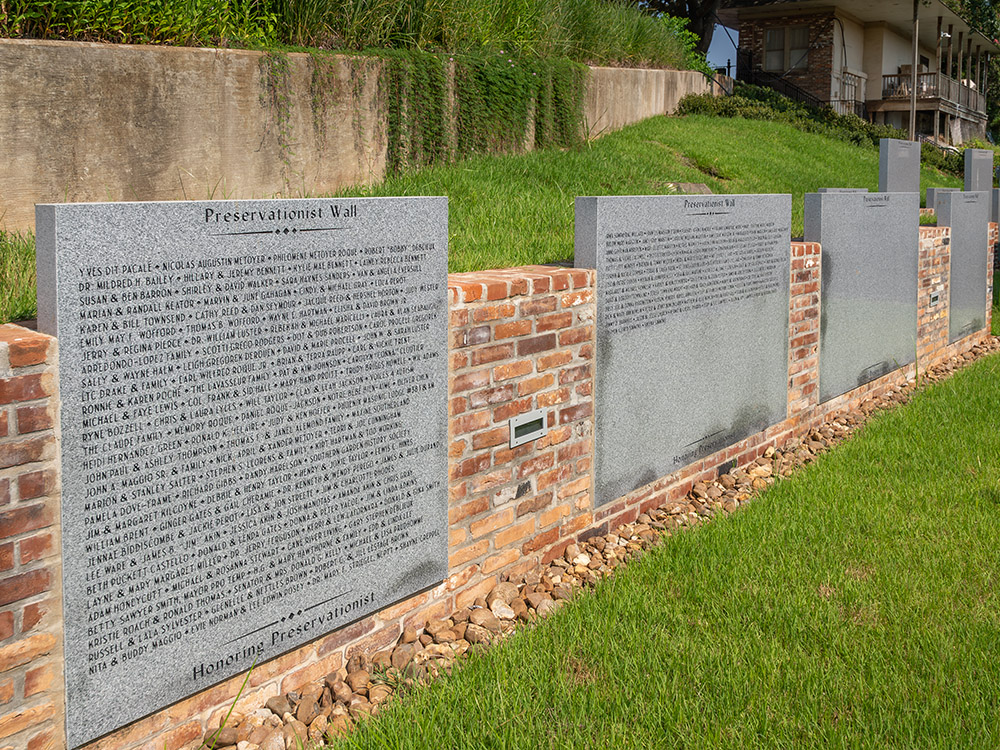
717 0 1000 56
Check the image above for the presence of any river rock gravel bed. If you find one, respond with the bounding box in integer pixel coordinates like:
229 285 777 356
190 336 1000 750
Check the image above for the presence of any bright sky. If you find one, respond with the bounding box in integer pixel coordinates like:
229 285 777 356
706 23 739 71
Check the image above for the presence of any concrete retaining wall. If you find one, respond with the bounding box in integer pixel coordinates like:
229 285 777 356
0 40 714 233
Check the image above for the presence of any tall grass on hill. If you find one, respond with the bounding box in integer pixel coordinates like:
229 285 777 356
0 231 35 324
1 0 706 71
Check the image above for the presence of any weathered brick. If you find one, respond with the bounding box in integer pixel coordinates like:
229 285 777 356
519 297 557 316
0 437 54 471
16 472 54 502
495 320 532 339
470 344 514 366
516 493 552 517
449 540 489 567
344 625 401 662
23 664 54 698
451 455 491 483
19 534 53 565
537 387 570 407
0 569 50 607
0 633 57 672
0 702 55 741
449 527 468 547
469 508 514 539
0 679 11 705
450 496 489 525
493 360 533 381
0 613 11 641
559 403 593 425
452 370 490 393
522 526 560 554
0 546 11 572
15 405 52 434
516 452 555 479
0 412 6 438
494 518 535 549
559 364 591 385
0 328 50 369
517 373 554 397
539 503 571 528
559 325 593 346
469 384 514 408
0 505 53 541
493 398 532 423
536 312 572 332
537 464 572 491
280 652 344 695
561 290 593 307
471 427 509 450
517 334 557 356
472 303 515 323
0 375 52 406
558 475 592 499
21 601 48 633
481 548 521 575
537 350 573 371
472 469 511 493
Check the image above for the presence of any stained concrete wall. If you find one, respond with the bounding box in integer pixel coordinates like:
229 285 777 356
0 39 713 232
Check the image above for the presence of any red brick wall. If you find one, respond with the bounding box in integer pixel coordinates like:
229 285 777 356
0 325 63 750
1 227 995 749
917 227 951 365
739 12 835 104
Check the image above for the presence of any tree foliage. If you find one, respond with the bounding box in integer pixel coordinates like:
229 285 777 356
636 0 721 53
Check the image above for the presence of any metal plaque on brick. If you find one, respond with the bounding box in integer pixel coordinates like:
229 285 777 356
804 191 919 402
936 191 991 342
36 198 449 747
576 194 792 506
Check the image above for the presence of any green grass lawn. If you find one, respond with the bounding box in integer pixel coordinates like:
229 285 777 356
332 351 1000 749
342 115 962 270
0 115 969 321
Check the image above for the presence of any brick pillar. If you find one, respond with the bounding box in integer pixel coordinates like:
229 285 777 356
987 223 997 333
447 266 595 607
0 325 63 750
917 226 951 365
787 242 821 421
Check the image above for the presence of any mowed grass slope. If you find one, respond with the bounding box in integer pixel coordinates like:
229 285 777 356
0 115 971 321
332 352 1000 750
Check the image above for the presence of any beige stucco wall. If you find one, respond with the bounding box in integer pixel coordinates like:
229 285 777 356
0 40 711 233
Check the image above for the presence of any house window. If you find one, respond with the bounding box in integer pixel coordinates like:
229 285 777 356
764 26 809 72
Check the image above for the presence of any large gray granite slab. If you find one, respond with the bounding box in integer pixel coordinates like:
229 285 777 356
879 138 920 193
36 198 449 747
576 194 792 506
936 190 991 342
803 192 920 402
964 148 994 191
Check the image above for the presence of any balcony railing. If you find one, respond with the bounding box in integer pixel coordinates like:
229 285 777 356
881 72 985 113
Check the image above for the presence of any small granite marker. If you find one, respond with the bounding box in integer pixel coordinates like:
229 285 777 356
36 198 450 747
964 148 994 191
575 194 791 506
878 138 920 193
804 191 920 402
926 187 958 211
936 190 991 342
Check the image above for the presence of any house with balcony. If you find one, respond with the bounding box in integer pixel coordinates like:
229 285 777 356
718 0 999 143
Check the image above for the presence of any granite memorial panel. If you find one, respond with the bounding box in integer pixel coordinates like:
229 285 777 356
817 188 868 193
36 198 450 747
803 192 919 402
964 148 994 191
926 187 958 211
936 190 991 342
576 194 792 506
992 188 1000 224
878 138 920 193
